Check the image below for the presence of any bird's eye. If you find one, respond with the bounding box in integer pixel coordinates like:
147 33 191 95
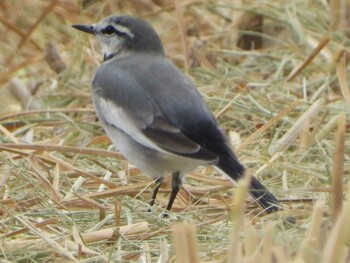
102 25 116 35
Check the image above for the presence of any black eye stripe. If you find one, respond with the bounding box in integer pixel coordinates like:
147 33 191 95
101 25 131 38
101 25 117 35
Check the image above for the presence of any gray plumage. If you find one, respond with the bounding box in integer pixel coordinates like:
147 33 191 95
72 15 279 213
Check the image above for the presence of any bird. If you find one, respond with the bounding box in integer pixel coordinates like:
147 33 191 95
72 15 279 213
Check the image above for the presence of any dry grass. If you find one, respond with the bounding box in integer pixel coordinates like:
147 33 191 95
0 0 349 262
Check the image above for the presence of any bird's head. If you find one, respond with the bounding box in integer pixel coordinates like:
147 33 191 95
72 15 165 61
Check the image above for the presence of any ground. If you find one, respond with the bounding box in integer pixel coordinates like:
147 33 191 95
0 0 349 262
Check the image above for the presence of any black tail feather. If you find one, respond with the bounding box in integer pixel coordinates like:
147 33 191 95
185 123 279 213
214 145 279 213
249 176 279 213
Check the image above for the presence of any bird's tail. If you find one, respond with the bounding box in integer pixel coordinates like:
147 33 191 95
212 143 279 213
248 176 279 213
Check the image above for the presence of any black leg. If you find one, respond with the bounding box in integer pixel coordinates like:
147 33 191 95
149 177 164 208
166 171 182 211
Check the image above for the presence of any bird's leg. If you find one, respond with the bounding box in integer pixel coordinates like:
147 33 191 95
149 177 164 208
166 171 182 211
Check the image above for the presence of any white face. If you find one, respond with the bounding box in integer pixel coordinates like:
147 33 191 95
94 21 134 60
96 33 122 59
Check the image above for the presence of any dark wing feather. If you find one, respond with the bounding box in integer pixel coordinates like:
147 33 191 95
143 116 218 162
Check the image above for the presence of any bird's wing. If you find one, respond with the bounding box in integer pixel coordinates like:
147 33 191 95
112 54 230 147
92 60 218 162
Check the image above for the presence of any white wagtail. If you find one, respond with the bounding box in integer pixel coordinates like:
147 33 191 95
72 15 279 213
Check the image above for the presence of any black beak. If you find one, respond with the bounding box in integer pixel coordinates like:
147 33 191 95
71 24 96 35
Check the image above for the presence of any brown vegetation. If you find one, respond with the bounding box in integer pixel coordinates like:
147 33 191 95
0 0 349 261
